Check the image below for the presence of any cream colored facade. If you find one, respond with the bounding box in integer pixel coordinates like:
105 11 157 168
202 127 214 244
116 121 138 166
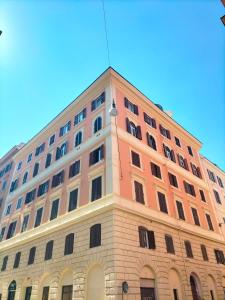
0 67 225 300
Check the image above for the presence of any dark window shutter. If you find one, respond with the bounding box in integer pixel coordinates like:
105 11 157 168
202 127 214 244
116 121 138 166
201 244 208 261
59 127 64 137
165 235 175 254
126 118 131 133
124 97 128 108
176 200 185 220
136 126 142 140
45 240 54 260
91 176 102 201
138 227 146 248
89 151 93 166
185 241 193 258
134 181 144 204
55 147 61 160
167 130 171 139
100 144 104 160
74 114 79 125
148 230 156 249
134 104 139 115
152 119 156 129
28 247 36 265
199 190 206 202
191 208 200 226
91 100 96 111
159 125 163 134
163 144 167 157
68 189 78 211
90 224 101 248
83 108 87 118
184 159 189 170
64 233 74 255
158 192 168 213
171 150 176 163
13 252 21 268
45 153 51 168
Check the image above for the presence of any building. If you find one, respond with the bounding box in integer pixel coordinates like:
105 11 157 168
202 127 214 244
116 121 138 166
0 67 224 300
0 144 24 223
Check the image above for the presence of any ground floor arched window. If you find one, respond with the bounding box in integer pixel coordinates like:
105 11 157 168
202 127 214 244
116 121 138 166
190 274 201 300
7 281 16 300
140 266 156 300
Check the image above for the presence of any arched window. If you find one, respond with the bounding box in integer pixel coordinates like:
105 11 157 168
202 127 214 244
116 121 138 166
94 116 102 133
163 144 176 162
75 131 82 147
90 224 101 248
7 280 16 300
146 133 157 151
45 240 54 260
28 247 36 265
64 233 74 255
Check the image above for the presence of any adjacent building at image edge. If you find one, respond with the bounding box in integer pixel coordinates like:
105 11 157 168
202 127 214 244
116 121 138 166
0 67 225 300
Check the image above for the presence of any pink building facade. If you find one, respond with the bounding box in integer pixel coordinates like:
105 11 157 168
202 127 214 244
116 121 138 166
0 68 224 300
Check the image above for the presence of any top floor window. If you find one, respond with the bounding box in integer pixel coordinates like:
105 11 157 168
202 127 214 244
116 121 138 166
217 176 224 188
27 153 32 163
187 146 193 156
146 133 157 151
159 125 171 139
35 143 45 156
126 118 142 140
91 92 105 111
143 112 156 128
175 137 181 147
59 121 71 137
163 145 176 162
207 169 216 183
74 108 86 125
49 134 55 145
124 97 139 115
17 161 22 170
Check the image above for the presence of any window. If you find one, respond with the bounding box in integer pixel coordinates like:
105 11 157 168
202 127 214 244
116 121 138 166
5 204 11 216
27 153 32 163
184 181 195 197
90 224 101 248
35 143 45 156
45 240 54 260
190 163 201 178
23 171 28 184
91 92 105 111
10 178 19 192
173 289 179 300
37 180 49 197
91 176 102 201
49 134 55 145
184 240 193 258
207 169 216 182
1 256 8 271
25 287 32 300
69 160 80 178
215 249 225 264
124 97 139 115
2 180 7 191
17 161 22 170
187 146 193 156
217 176 224 188
176 200 185 220
165 234 175 254
131 151 141 168
151 162 161 179
159 125 171 139
51 170 64 188
25 188 36 204
6 221 17 239
200 245 208 261
163 145 176 162
175 137 181 147
143 112 156 128
75 131 82 147
134 181 145 204
74 108 86 125
34 207 43 228
45 153 52 168
55 142 68 160
168 173 178 188
206 213 214 231
28 247 36 265
191 207 200 226
16 197 23 209
158 192 168 213
61 285 73 300
42 287 49 300
146 133 157 150
177 154 189 170
68 189 78 211
93 116 102 133
138 226 156 249
59 121 71 137
64 233 74 255
213 190 221 204
126 118 142 140
0 227 6 241
199 190 206 202
89 145 104 166
50 199 59 220
21 215 29 232
13 252 21 268
33 162 39 177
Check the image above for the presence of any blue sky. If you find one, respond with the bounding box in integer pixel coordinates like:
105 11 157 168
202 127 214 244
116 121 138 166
0 0 224 170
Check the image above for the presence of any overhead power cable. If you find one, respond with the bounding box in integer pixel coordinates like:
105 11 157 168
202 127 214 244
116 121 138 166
101 0 111 66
